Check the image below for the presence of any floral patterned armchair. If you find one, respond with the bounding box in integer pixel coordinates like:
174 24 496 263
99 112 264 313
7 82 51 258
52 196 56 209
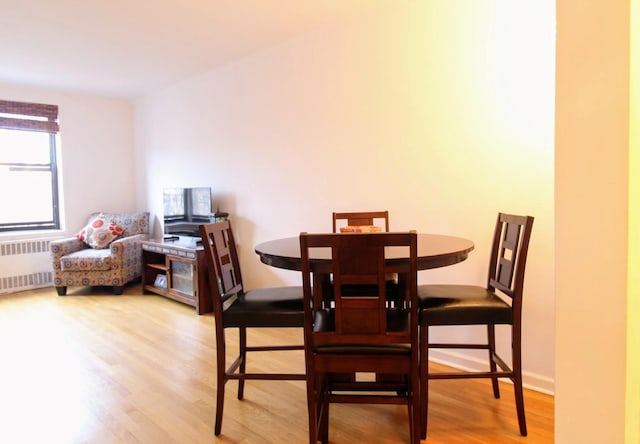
50 212 150 295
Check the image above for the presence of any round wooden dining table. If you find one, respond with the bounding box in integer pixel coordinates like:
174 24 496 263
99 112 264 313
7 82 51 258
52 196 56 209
254 233 475 273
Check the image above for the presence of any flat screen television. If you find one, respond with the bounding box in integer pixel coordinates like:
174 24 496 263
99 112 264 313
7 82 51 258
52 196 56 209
163 187 213 238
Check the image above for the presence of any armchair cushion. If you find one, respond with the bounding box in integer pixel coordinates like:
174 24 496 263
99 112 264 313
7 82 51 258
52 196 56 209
61 248 113 271
76 213 124 249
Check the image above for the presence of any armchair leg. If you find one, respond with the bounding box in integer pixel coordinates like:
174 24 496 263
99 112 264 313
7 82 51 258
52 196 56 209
55 286 67 296
113 286 124 295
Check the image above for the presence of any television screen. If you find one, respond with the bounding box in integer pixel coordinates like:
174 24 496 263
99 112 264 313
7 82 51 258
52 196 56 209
163 187 213 237
163 188 185 220
189 187 212 218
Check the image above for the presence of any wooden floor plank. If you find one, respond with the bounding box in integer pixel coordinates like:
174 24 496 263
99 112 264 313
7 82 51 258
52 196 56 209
0 285 553 443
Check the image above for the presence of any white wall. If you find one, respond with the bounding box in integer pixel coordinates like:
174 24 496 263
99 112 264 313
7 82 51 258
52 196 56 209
134 0 556 392
627 1 640 441
0 84 136 240
556 0 631 442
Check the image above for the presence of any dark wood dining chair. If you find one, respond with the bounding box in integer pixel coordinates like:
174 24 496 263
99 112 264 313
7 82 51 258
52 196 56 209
199 220 306 436
300 231 420 444
332 210 390 232
332 210 398 302
418 213 534 438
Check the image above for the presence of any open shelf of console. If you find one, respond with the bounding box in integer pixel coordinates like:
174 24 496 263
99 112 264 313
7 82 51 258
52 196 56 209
141 239 213 315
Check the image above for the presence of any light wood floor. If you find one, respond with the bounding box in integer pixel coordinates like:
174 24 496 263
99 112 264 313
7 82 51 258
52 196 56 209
0 285 553 443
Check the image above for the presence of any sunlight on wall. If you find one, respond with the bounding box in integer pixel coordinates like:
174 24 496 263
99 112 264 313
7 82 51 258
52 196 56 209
627 1 640 442
400 0 555 211
397 5 556 375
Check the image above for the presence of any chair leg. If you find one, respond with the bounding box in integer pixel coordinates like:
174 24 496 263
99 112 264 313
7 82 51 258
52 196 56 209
513 372 528 436
487 324 500 398
512 326 528 436
419 323 429 439
55 286 67 296
320 388 329 444
214 329 227 435
410 361 421 444
113 285 124 295
306 369 319 444
237 327 247 400
319 374 330 444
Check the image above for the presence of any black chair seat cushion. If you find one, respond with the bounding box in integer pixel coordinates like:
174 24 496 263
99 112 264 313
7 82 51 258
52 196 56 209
418 284 512 325
223 286 304 328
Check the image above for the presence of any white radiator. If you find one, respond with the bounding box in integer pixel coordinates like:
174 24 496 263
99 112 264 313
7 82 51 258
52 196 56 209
0 239 54 294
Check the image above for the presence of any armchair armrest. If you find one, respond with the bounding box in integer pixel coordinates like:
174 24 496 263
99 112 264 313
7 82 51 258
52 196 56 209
109 233 148 275
50 237 86 263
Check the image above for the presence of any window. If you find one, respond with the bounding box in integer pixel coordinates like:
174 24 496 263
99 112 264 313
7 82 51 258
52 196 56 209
0 99 60 232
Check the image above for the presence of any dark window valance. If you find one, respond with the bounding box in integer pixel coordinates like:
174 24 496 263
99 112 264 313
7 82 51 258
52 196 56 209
0 99 59 133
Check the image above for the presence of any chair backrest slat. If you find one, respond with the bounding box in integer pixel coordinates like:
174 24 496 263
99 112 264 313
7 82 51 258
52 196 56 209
332 211 390 233
200 221 245 312
487 213 534 302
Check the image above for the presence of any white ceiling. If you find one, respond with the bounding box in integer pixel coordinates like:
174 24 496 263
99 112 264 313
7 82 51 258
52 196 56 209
0 0 379 98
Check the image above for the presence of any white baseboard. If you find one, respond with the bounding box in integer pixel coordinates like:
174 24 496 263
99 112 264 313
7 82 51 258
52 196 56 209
429 349 555 396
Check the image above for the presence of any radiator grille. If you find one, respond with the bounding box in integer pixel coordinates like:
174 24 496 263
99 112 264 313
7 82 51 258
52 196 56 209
0 239 51 256
0 272 52 292
0 239 54 294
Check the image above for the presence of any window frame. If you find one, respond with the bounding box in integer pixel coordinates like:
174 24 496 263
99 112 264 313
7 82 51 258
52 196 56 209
0 99 61 232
